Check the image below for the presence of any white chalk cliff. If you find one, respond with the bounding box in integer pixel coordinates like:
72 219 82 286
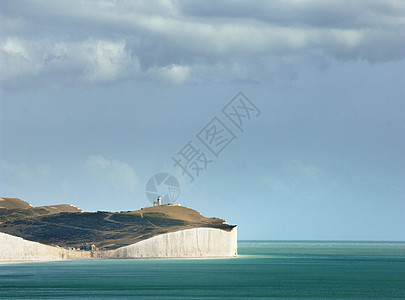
0 232 91 261
0 227 237 262
102 227 238 258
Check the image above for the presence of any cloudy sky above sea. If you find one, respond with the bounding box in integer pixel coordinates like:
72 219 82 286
1 0 404 240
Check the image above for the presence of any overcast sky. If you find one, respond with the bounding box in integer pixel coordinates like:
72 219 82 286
1 0 404 240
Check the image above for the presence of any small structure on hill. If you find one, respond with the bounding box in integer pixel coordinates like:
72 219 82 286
79 243 97 251
153 196 162 207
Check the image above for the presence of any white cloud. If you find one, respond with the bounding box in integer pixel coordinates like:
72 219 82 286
146 63 190 83
0 37 142 84
3 37 29 58
77 39 138 83
85 155 138 192
0 37 41 80
85 155 111 170
0 0 403 87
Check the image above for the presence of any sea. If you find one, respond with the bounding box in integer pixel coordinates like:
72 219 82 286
1 241 404 299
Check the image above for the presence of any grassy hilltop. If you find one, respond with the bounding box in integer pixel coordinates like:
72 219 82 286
0 198 234 250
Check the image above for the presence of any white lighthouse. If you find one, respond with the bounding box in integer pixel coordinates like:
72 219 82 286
153 196 162 207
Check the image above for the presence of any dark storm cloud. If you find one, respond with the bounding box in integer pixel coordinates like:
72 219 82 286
179 0 404 29
0 0 404 87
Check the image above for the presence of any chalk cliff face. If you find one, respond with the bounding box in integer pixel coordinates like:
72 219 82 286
0 227 237 262
0 232 91 261
102 227 238 258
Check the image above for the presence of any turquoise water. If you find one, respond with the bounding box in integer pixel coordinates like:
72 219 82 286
1 241 404 299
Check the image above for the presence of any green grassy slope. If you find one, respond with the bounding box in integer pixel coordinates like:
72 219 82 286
0 199 235 250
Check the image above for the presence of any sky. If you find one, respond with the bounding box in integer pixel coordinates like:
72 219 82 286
1 0 404 240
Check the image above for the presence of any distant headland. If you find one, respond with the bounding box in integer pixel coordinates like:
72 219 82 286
0 197 237 262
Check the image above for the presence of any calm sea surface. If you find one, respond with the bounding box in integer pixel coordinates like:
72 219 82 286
1 241 404 299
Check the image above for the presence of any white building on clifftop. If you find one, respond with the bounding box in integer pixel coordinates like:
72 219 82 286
153 196 162 207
